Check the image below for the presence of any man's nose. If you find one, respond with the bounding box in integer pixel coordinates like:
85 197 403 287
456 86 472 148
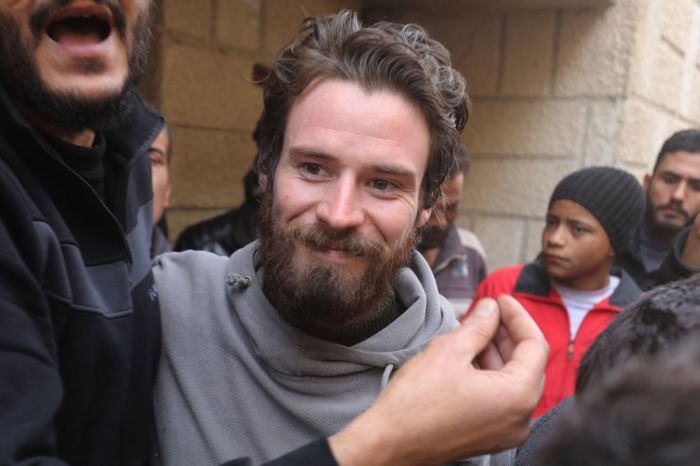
671 180 688 202
316 177 365 230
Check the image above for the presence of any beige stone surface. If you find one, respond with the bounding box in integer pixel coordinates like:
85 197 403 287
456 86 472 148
618 99 670 168
168 208 229 245
524 219 546 263
645 40 685 112
583 98 624 166
170 127 257 208
261 0 361 56
163 0 212 41
160 44 262 130
216 0 262 50
460 158 578 217
471 215 525 270
409 12 502 97
501 12 555 96
554 2 638 97
660 0 695 53
466 100 587 156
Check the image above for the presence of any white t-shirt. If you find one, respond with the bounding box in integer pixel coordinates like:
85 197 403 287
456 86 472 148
552 276 620 338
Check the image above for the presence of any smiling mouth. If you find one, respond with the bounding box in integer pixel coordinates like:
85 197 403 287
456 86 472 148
46 11 112 47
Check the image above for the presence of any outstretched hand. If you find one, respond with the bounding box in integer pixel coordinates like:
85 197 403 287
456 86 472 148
329 295 548 466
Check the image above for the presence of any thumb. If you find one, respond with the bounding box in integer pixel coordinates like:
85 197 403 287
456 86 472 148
453 297 500 360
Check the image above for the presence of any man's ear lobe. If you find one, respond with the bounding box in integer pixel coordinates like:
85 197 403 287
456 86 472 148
643 173 651 191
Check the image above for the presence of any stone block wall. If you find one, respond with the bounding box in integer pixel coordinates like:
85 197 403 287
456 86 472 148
392 0 700 270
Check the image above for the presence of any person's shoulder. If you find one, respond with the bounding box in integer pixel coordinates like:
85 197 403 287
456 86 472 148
153 250 228 286
456 227 487 260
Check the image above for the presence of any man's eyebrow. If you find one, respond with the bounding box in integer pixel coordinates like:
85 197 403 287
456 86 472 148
289 148 416 178
288 147 335 161
148 147 166 158
372 164 415 178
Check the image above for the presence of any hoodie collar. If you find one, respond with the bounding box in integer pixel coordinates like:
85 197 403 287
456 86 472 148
224 242 458 377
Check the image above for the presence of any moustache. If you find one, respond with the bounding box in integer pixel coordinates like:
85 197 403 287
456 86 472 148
657 202 689 219
29 0 127 41
286 224 386 258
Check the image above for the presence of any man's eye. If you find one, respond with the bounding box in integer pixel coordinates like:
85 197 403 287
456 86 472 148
371 179 395 192
302 163 323 176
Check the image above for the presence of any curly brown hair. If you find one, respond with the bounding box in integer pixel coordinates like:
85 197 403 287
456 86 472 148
256 9 469 210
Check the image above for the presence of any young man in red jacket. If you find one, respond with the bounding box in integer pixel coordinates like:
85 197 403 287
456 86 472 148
470 166 645 418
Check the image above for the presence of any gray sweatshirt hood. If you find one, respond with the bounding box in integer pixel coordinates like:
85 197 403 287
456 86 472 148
225 242 456 377
154 241 458 465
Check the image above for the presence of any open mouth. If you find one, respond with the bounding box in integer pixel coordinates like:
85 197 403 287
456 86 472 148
46 12 112 46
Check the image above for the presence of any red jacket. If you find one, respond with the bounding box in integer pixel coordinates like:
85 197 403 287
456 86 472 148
467 260 641 418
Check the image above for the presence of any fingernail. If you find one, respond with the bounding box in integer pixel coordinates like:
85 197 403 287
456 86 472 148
473 299 496 318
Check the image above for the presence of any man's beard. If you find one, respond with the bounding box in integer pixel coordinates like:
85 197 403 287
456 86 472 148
417 224 448 251
257 193 417 333
645 194 692 237
0 0 153 132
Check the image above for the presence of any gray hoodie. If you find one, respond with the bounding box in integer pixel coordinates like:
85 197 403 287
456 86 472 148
153 242 512 466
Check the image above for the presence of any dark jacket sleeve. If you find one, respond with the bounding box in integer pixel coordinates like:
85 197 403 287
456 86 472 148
220 439 338 466
657 227 699 286
0 217 67 465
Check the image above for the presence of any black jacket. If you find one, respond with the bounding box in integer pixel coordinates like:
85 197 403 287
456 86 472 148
0 85 162 465
174 199 259 256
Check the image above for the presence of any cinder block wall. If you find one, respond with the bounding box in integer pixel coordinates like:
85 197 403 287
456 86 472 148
149 0 360 241
395 0 700 270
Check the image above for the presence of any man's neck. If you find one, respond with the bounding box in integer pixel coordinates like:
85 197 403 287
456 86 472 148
22 105 95 147
643 222 676 248
420 248 440 268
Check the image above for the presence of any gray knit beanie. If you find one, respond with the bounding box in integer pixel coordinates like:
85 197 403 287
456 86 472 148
548 166 645 254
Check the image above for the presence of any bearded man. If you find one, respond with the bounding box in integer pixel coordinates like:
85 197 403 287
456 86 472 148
615 129 700 290
0 0 162 464
0 2 548 465
152 10 545 466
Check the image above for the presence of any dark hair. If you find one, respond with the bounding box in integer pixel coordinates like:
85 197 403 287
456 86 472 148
652 128 700 171
576 273 700 393
538 335 700 466
256 9 468 210
446 143 470 180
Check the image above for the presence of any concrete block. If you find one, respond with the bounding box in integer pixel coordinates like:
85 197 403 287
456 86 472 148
466 100 587 156
618 99 671 168
690 71 700 123
583 98 624 166
501 12 555 96
216 0 261 51
163 0 212 41
170 127 258 209
460 158 578 217
471 215 524 271
415 12 502 97
660 0 695 53
262 0 362 56
160 44 262 130
168 208 228 245
644 40 685 112
524 218 546 263
554 3 638 97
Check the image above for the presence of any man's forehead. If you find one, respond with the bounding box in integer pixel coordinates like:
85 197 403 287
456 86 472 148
655 151 700 175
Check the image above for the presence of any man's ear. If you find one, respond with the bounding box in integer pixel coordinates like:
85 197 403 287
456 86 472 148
417 208 431 228
643 173 651 191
